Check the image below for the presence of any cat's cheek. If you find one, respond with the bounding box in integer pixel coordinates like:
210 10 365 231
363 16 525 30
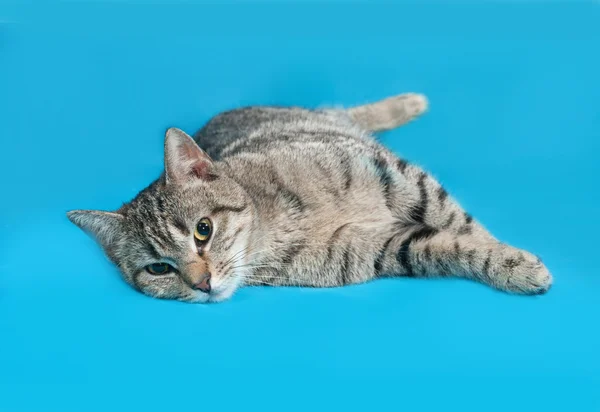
130 271 185 301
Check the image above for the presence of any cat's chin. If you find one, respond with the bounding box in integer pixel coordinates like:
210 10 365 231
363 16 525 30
186 280 240 304
188 292 210 304
207 290 235 303
208 282 240 303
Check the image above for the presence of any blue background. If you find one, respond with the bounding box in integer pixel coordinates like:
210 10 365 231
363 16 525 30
1 1 599 411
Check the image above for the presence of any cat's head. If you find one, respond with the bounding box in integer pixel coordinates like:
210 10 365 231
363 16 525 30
68 128 254 303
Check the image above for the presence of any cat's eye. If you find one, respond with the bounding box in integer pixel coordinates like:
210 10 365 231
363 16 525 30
194 218 212 243
146 262 173 275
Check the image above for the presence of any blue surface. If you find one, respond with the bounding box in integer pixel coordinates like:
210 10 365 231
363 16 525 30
1 1 599 411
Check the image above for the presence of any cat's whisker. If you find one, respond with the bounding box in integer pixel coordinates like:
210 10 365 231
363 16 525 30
220 257 274 276
220 244 302 273
230 262 287 270
223 239 315 273
239 271 310 285
223 241 283 267
245 280 305 287
221 245 252 268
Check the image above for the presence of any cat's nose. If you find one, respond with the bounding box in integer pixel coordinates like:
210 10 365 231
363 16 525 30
193 273 211 293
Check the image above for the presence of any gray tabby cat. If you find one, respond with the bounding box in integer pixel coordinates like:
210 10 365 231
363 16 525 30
68 93 552 303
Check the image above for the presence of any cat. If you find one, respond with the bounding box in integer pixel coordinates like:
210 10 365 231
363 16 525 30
68 93 553 303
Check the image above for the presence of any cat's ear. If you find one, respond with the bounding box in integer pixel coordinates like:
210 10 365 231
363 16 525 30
164 127 216 185
67 210 124 250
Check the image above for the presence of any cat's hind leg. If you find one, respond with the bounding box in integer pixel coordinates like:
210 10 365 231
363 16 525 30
372 159 552 294
375 227 552 294
346 93 428 132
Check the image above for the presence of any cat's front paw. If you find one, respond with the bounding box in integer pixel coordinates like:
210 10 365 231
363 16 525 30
493 248 553 295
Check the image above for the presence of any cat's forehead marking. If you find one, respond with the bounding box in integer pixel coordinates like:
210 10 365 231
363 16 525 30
211 203 249 215
171 218 190 236
165 222 195 249
144 239 162 260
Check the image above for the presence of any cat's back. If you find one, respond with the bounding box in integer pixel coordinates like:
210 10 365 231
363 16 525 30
206 107 396 244
193 106 380 160
202 106 386 198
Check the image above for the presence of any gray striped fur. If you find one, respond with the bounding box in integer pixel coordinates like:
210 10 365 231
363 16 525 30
68 93 552 303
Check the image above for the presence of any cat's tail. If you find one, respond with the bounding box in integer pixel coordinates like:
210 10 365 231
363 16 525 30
346 93 428 132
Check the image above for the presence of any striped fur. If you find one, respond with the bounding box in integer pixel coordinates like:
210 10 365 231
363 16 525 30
68 92 552 302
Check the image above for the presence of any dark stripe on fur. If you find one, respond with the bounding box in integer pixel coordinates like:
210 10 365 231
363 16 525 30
222 227 243 251
161 221 177 244
374 236 394 275
225 130 350 157
373 156 393 209
437 186 448 204
482 249 492 278
343 164 353 190
279 188 305 213
454 241 461 257
327 224 350 260
212 204 248 214
172 218 189 236
396 226 438 276
145 242 161 260
281 243 306 265
337 154 353 191
466 249 477 266
396 159 408 174
458 225 472 235
464 213 473 224
341 247 350 285
397 241 412 276
156 196 166 213
504 256 522 270
145 229 168 250
424 244 432 261
443 212 456 229
314 159 340 199
409 173 429 223
411 226 439 243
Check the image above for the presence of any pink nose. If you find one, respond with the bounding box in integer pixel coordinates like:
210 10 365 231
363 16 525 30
193 273 211 293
